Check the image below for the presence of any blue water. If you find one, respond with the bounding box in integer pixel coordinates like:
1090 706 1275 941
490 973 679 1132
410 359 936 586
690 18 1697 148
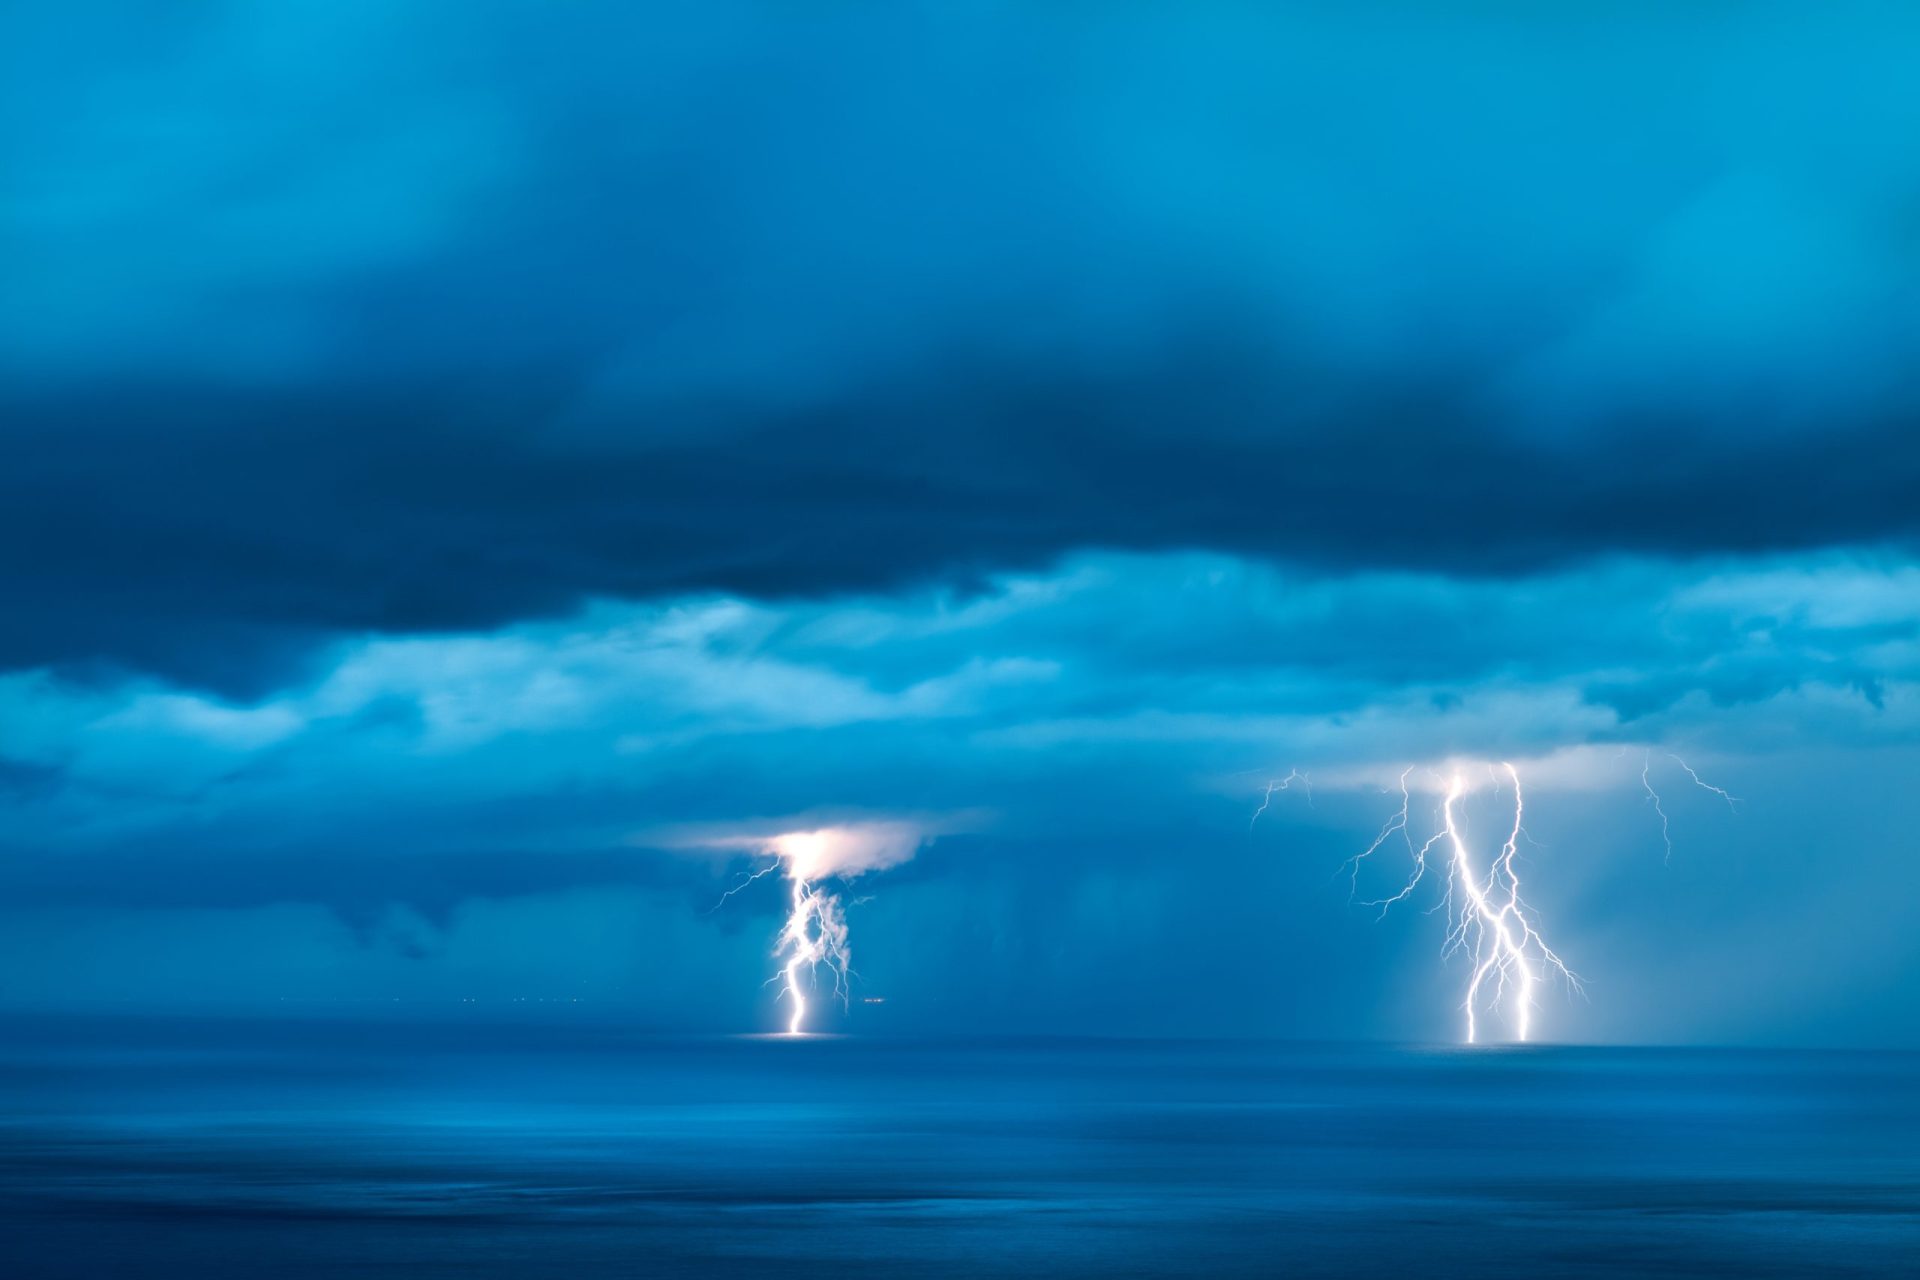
2 1013 1915 1277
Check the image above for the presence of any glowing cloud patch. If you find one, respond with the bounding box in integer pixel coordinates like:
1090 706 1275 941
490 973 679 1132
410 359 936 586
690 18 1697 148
762 823 922 883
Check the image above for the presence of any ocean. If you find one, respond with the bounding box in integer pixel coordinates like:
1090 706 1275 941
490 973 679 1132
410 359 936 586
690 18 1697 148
2 1011 1915 1277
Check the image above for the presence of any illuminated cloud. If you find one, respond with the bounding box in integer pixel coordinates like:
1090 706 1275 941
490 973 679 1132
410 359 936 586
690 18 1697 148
760 824 926 883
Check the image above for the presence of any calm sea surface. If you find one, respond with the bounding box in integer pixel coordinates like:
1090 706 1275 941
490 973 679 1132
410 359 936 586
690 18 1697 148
1 1012 1915 1277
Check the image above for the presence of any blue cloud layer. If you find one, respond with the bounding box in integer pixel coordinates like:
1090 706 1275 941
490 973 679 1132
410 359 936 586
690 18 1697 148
7 6 1920 688
2 551 1916 1041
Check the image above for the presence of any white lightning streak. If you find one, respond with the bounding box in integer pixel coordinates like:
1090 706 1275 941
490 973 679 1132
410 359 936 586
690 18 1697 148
1642 751 1740 863
1251 769 1311 829
1298 750 1734 1043
709 823 919 1034
709 861 782 913
711 857 855 1035
772 877 852 1036
1668 754 1741 810
1641 751 1674 864
1343 767 1439 918
1358 764 1579 1043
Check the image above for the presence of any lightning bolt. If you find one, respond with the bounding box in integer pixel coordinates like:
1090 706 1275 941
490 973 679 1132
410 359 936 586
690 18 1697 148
1667 753 1740 810
1344 764 1580 1043
1343 765 1438 915
708 861 781 913
771 876 852 1036
710 860 855 1035
1442 765 1579 1043
1640 752 1674 864
708 823 919 1033
1641 750 1741 863
1250 768 1311 829
1266 750 1734 1043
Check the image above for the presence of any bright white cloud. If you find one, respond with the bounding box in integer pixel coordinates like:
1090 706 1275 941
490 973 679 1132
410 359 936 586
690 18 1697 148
761 823 925 881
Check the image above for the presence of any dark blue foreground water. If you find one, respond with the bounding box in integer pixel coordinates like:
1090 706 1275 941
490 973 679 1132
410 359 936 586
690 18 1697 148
1 1013 1915 1277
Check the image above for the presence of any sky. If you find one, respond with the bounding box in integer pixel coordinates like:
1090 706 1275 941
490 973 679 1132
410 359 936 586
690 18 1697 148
3 3 1919 1045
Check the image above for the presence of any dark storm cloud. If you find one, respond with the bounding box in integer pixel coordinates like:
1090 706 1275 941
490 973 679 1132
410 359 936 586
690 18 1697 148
8 5 1920 688
10 376 1920 693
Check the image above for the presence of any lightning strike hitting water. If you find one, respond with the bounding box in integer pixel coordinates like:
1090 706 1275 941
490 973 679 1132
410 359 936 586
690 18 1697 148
1274 750 1736 1043
708 823 922 1035
1348 764 1579 1043
710 857 853 1034
772 873 852 1036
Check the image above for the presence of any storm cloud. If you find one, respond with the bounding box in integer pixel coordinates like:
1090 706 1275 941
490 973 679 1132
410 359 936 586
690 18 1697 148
8 5 1920 688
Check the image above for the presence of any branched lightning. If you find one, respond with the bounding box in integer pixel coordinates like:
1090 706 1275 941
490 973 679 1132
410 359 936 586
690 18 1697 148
1251 768 1311 829
1444 766 1579 1042
1668 754 1740 810
1259 748 1740 1043
1343 766 1444 917
1641 750 1741 863
1276 762 1581 1043
709 823 918 1034
769 876 852 1036
713 855 856 1035
709 861 782 913
1414 766 1578 1042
